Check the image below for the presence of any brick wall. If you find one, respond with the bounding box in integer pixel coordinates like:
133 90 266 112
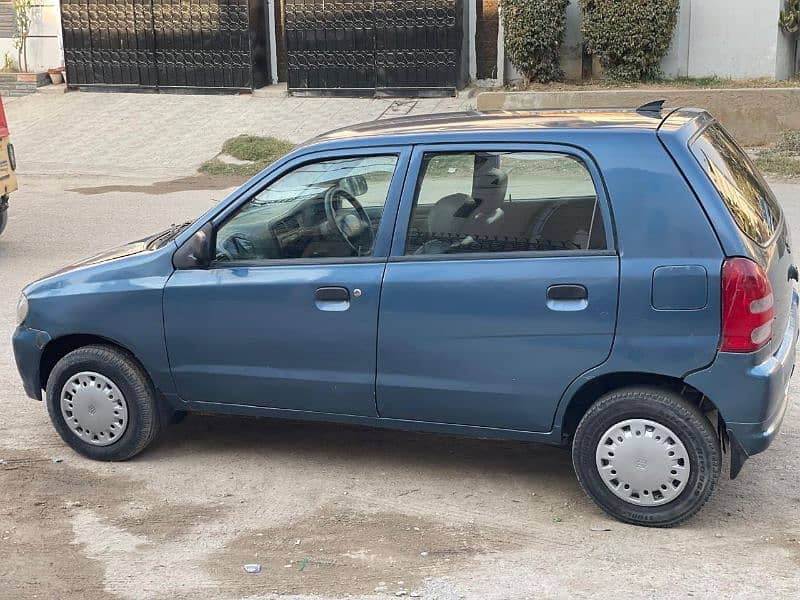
0 2 15 39
0 72 50 96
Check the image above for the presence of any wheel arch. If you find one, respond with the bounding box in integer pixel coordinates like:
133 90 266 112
560 371 720 441
39 334 146 392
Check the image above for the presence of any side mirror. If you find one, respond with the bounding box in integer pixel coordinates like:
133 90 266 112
173 222 213 269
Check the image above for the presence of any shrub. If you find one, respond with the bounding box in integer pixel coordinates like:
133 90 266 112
779 0 800 34
501 0 571 83
580 0 680 81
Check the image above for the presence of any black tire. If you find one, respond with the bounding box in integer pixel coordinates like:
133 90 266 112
572 386 721 527
45 345 162 461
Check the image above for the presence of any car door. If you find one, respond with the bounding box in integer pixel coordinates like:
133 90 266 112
164 147 410 415
376 144 619 432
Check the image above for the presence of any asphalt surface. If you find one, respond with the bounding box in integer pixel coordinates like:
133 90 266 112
1 93 799 599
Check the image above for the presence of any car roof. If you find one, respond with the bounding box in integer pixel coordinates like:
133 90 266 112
309 109 671 144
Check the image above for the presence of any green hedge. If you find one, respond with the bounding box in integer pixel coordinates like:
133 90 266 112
502 0 571 83
580 0 680 81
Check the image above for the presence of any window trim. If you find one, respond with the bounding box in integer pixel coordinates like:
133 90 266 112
389 142 617 260
207 146 412 268
388 249 616 263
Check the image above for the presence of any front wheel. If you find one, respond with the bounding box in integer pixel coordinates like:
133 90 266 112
572 387 721 527
45 345 162 461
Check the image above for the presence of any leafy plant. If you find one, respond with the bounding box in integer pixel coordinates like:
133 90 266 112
2 52 15 73
501 0 571 83
580 0 680 81
13 0 34 73
780 0 800 34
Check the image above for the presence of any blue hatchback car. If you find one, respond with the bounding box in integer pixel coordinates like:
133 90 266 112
13 106 798 526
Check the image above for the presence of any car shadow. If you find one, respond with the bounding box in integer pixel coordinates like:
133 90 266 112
147 412 577 484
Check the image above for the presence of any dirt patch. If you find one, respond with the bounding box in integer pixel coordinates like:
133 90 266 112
110 500 221 544
0 448 121 599
505 76 800 92
206 508 517 597
68 174 245 196
0 447 230 599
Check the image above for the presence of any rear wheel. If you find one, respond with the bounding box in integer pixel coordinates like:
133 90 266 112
572 386 720 527
45 345 161 461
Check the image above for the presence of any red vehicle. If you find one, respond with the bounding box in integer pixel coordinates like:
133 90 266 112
0 95 18 235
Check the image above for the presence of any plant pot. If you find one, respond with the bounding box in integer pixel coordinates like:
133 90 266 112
48 68 64 85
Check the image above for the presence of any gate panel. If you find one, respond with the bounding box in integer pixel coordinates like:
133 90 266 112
285 0 460 96
374 0 459 94
60 0 268 90
83 0 152 85
62 0 95 85
134 0 157 85
285 0 376 94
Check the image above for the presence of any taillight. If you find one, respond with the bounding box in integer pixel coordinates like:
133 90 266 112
0 96 7 135
721 257 774 352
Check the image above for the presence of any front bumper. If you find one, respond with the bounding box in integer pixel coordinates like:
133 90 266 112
685 290 798 473
12 326 50 400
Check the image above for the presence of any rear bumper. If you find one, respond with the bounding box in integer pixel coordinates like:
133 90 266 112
12 326 50 401
685 290 798 465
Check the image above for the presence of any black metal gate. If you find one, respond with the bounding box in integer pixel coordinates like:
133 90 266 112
284 0 462 96
60 0 269 90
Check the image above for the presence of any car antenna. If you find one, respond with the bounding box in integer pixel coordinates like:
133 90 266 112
636 99 666 116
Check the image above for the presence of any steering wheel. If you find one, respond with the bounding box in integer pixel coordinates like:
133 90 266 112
323 186 374 255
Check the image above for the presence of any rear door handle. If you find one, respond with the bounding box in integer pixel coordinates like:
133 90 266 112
547 284 588 301
546 284 588 311
315 286 350 302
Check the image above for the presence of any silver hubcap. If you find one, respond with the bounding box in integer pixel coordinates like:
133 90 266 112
60 371 128 447
595 418 690 506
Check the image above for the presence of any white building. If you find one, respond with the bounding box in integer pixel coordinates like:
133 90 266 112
0 0 63 73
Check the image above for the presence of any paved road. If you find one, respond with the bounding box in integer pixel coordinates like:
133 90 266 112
1 92 799 600
2 88 471 178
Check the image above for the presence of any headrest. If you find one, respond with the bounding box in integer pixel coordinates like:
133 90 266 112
473 167 508 212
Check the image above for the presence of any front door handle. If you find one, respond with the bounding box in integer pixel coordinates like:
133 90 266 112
314 286 350 311
547 284 588 301
315 286 349 302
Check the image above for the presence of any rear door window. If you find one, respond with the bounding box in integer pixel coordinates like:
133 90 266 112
690 124 781 245
405 151 607 256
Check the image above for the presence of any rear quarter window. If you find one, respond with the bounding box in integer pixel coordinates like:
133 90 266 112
690 123 781 245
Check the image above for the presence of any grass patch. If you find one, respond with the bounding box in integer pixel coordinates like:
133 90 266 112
755 153 800 178
222 135 296 162
199 135 296 178
754 130 800 178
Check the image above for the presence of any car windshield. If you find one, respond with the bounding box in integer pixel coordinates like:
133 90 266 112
690 123 781 245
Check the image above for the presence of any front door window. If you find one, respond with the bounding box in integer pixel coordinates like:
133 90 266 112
215 155 399 262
